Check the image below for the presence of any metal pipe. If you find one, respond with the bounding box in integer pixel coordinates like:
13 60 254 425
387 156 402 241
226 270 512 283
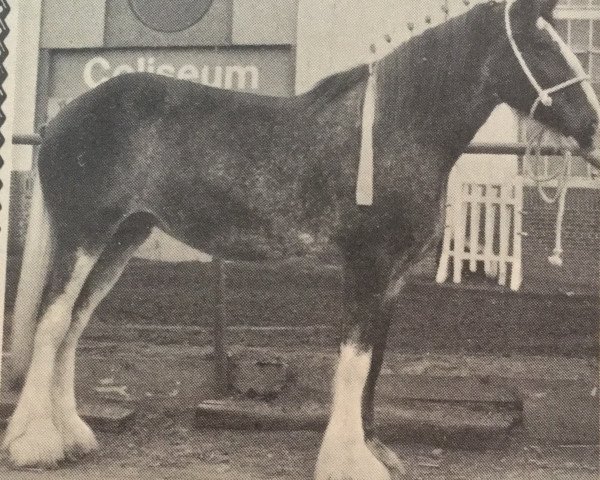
8 134 587 157
12 133 43 145
464 142 576 156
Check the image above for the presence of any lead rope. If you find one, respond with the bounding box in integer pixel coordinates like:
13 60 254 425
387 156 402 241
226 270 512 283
521 116 571 266
505 0 591 267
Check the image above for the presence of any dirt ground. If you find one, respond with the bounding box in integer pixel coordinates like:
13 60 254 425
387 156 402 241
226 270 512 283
0 339 597 479
4 257 598 358
0 419 598 480
1 258 598 478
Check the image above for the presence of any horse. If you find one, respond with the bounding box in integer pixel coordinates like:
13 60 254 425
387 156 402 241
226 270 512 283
4 0 600 477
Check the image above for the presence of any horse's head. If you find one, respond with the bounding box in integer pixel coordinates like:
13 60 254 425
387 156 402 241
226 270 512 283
487 0 600 168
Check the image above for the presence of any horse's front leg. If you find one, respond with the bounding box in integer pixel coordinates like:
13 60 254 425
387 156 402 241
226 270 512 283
315 254 408 480
362 275 409 479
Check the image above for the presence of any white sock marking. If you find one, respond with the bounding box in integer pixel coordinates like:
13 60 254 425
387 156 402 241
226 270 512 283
4 250 97 465
315 343 391 480
327 343 371 440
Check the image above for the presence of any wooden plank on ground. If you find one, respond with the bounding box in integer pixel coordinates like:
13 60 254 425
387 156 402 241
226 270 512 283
523 382 599 444
377 374 519 407
195 399 519 447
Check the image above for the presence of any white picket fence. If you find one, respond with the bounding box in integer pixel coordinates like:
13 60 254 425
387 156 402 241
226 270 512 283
436 178 524 291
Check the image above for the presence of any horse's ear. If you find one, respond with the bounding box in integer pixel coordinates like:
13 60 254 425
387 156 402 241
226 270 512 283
537 0 560 19
510 0 559 28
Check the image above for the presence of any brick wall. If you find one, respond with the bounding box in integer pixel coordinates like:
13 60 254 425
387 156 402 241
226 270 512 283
522 186 600 295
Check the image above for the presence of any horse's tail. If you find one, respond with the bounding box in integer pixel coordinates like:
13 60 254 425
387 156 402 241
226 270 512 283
9 167 56 383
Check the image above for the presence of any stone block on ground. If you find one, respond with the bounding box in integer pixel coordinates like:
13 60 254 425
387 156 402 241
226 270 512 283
231 357 289 398
0 393 135 433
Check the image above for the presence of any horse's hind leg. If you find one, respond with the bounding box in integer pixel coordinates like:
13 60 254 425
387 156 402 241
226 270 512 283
52 214 153 459
3 245 101 467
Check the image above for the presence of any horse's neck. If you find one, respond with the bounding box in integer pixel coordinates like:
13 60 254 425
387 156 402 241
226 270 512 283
376 9 500 161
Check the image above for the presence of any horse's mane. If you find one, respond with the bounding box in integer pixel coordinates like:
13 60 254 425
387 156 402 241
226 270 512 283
377 2 495 125
304 2 496 120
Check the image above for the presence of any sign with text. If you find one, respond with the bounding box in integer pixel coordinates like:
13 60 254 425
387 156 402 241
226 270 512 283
47 47 294 119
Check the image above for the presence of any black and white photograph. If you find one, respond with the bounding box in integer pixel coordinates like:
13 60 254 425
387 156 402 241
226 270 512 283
0 1 598 479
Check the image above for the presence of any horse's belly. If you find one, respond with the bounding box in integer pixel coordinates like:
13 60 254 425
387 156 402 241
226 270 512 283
197 203 340 262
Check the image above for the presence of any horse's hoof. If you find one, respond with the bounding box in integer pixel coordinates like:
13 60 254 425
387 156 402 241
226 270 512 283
315 437 392 480
366 438 411 480
57 414 99 460
3 417 65 468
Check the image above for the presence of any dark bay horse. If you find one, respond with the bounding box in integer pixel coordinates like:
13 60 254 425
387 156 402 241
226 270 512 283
4 0 600 477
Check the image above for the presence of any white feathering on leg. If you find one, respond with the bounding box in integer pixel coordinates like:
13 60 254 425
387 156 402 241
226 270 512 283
315 343 391 480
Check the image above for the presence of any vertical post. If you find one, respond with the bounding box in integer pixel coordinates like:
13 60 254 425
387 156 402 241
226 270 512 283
213 258 228 396
452 183 466 284
497 184 511 286
0 1 20 394
435 201 453 284
469 185 481 273
12 0 42 173
510 176 524 291
483 185 495 277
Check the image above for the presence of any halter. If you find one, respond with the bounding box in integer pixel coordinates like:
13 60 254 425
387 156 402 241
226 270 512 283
504 0 590 116
505 0 594 267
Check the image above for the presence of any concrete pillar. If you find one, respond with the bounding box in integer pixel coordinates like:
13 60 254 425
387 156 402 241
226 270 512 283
12 0 42 172
0 0 23 391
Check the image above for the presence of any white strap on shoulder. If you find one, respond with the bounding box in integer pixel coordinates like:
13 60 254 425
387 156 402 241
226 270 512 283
356 66 377 206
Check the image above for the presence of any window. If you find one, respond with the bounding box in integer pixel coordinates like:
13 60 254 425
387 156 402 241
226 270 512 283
554 9 600 97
